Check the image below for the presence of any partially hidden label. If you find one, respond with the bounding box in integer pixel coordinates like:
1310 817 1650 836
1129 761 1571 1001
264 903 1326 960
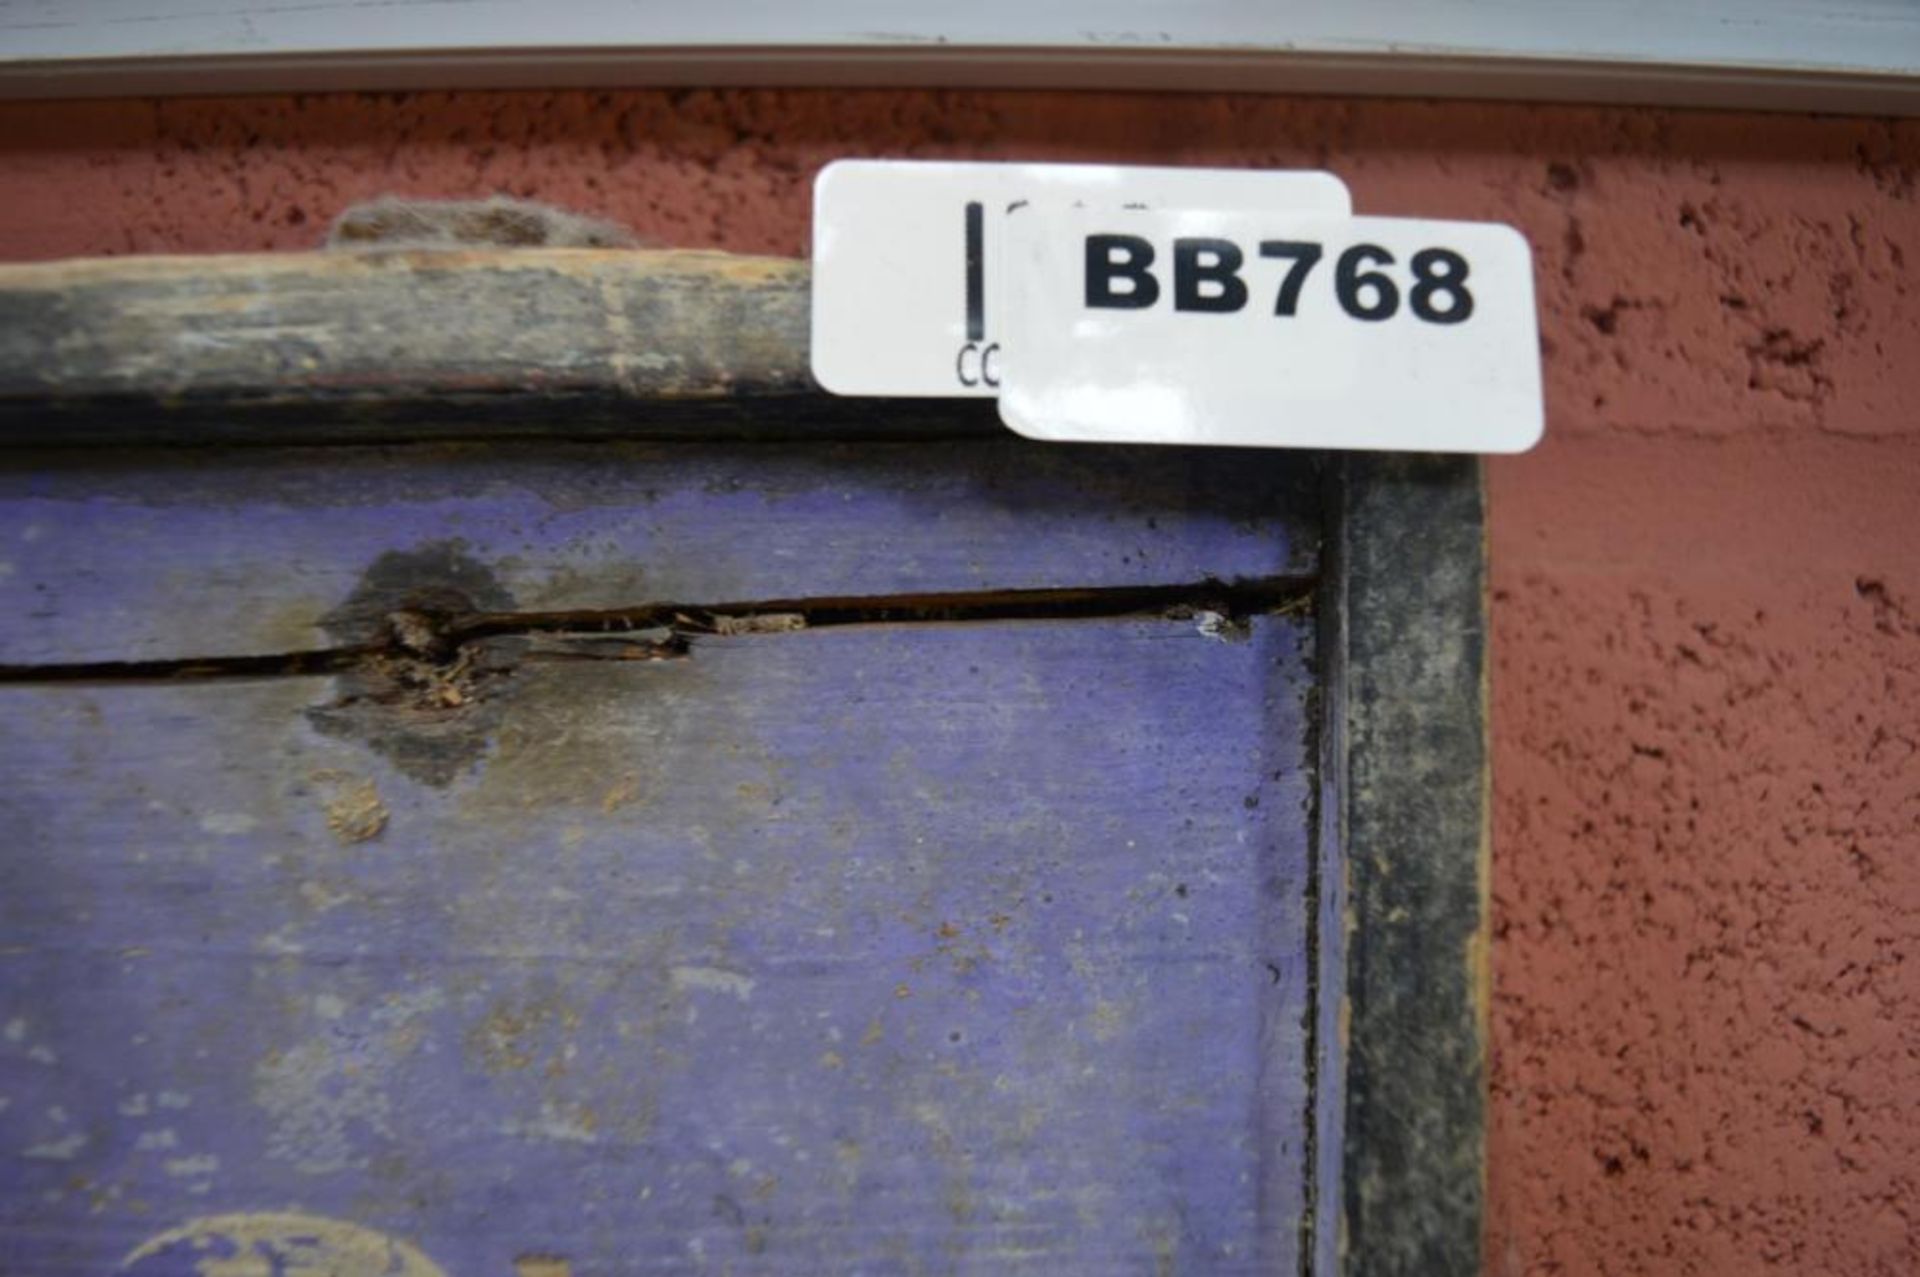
810 160 1351 398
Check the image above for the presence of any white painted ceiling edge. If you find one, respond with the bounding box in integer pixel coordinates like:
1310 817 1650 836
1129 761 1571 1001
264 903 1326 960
1 1 1916 114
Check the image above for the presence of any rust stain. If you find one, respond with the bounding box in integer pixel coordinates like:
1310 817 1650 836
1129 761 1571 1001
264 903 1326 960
931 918 994 978
467 996 582 1076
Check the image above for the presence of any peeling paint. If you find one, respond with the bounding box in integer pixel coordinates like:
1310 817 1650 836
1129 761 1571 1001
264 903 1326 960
22 1132 87 1160
668 965 756 1002
306 542 521 787
253 1040 393 1174
501 1099 599 1145
317 775 389 845
298 879 352 912
199 812 258 835
164 1153 219 1178
123 1212 449 1277
514 1258 573 1277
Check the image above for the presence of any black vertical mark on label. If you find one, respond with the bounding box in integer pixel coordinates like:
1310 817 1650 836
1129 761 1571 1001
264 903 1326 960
964 200 985 342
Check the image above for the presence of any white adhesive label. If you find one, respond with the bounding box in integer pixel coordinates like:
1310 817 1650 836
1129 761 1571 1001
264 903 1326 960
995 206 1543 452
810 161 1351 398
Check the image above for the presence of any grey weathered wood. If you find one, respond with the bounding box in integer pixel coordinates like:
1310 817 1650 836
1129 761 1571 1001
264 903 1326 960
1329 454 1489 1277
0 250 996 441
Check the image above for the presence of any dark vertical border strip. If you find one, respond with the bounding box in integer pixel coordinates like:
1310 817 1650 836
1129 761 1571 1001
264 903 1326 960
1336 453 1489 1276
964 201 986 343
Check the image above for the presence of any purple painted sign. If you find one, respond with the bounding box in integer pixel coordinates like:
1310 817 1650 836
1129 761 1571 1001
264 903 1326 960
0 445 1323 1275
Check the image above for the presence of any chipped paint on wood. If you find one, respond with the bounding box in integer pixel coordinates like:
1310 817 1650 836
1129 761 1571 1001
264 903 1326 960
2 619 1318 1272
123 1212 449 1277
514 1257 574 1277
0 446 1326 1274
315 774 389 845
0 442 1317 666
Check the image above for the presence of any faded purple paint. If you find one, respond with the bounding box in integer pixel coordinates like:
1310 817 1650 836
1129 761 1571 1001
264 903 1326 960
2 618 1314 1274
0 442 1325 1274
0 442 1315 665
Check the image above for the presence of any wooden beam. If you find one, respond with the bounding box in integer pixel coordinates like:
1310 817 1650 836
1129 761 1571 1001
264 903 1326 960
1328 453 1490 1275
0 249 997 442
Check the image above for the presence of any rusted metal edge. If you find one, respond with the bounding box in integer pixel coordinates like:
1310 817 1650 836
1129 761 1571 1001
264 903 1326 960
1330 454 1490 1276
0 248 999 442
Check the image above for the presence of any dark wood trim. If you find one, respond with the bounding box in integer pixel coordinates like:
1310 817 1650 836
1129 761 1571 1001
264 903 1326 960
1329 453 1490 1276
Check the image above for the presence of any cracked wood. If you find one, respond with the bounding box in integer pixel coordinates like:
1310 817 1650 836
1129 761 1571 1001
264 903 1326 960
0 441 1317 667
0 440 1324 1275
0 248 995 440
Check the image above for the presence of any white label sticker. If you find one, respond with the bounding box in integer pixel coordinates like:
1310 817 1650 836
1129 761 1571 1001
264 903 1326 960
809 161 1350 398
996 207 1543 453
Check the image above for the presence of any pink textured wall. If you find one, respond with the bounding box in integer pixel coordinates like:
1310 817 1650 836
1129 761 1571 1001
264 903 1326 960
2 90 1915 1275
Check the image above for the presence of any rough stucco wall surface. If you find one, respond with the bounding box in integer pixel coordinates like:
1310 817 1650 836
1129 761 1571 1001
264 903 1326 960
0 90 1914 1275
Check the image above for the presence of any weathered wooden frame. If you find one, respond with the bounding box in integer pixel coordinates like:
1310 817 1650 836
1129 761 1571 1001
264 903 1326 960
0 250 1487 1276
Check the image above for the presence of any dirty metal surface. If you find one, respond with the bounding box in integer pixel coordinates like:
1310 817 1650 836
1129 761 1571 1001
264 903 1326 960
0 444 1323 1275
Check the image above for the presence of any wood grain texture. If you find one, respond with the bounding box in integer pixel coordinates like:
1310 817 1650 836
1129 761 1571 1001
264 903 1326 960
0 249 996 440
1333 454 1489 1277
0 616 1317 1276
0 246 1492 1272
0 442 1317 666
